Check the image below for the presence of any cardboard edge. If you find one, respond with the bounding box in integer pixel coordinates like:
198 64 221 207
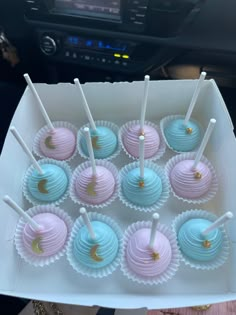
209 79 234 131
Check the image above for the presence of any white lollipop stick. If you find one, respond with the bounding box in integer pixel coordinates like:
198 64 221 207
139 135 145 178
24 73 54 131
140 75 150 133
3 195 42 231
149 213 160 249
84 127 96 176
74 78 96 131
201 211 234 236
184 71 206 126
10 126 44 175
192 118 216 170
80 207 96 240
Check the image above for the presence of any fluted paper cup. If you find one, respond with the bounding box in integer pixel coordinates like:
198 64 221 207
165 152 218 204
172 209 230 270
119 160 170 212
15 205 73 267
70 159 119 209
23 158 72 206
33 121 78 162
121 220 180 285
160 115 203 153
77 120 121 161
119 120 166 161
66 212 123 278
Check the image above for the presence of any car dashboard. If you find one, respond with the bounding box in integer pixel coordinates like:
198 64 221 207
0 0 236 84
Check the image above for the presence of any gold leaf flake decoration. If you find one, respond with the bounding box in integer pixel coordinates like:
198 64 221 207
92 136 101 149
203 240 211 248
32 237 43 254
151 252 160 261
90 244 103 262
38 179 48 194
45 136 56 149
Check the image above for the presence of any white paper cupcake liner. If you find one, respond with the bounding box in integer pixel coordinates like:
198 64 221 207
160 115 203 154
23 158 72 206
119 120 166 161
15 205 73 267
119 160 170 212
70 159 119 208
165 152 218 204
172 209 230 270
77 120 121 161
66 212 123 278
121 220 180 285
33 121 78 162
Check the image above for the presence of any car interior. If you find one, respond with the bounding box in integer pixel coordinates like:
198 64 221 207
1 0 236 148
1 0 236 313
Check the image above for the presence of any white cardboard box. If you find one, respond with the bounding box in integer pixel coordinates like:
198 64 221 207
1 79 236 310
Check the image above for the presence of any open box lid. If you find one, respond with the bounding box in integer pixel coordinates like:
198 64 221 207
1 79 236 310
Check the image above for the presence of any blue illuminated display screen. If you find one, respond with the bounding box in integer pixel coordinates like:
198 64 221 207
67 36 127 52
55 0 120 20
68 36 79 45
97 41 126 51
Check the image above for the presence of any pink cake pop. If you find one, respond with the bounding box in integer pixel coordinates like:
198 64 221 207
3 196 70 262
71 127 118 206
123 124 160 158
24 74 76 161
75 165 115 205
39 127 76 161
121 213 180 284
120 75 163 160
126 214 172 277
23 212 67 256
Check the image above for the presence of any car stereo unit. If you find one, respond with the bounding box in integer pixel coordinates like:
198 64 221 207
25 0 148 33
24 0 205 37
24 0 205 74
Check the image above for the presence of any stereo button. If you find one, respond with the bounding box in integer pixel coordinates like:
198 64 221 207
137 6 147 9
40 35 57 56
128 16 136 21
134 14 146 22
127 11 138 21
133 21 144 25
